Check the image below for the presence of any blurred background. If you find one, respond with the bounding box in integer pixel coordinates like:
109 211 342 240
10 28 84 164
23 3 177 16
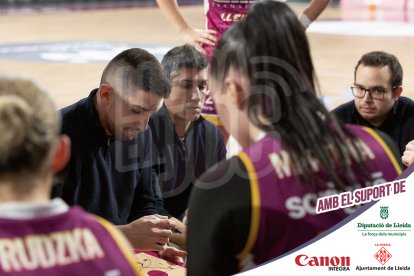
0 0 413 109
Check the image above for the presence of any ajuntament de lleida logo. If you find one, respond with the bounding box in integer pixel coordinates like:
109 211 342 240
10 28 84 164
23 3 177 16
380 206 389 219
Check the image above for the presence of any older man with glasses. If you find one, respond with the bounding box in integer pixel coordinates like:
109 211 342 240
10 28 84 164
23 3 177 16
333 51 414 167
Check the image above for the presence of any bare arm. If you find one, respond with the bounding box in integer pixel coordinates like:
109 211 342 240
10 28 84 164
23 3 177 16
299 0 331 28
156 0 191 36
156 0 217 54
303 0 331 21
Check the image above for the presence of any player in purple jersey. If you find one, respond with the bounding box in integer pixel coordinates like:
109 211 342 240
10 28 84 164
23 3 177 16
156 0 330 139
0 74 141 275
156 0 330 56
186 1 402 275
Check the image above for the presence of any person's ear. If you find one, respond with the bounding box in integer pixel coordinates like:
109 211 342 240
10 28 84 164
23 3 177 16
393 86 403 100
51 135 71 173
98 84 115 105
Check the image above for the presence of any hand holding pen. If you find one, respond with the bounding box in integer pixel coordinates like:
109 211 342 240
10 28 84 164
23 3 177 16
150 215 182 233
118 215 174 251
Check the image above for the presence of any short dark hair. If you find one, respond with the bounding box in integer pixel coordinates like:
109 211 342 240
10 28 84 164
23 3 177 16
355 51 403 88
101 48 171 98
161 44 207 80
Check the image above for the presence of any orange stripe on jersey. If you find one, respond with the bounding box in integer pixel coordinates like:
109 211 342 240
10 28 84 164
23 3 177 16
362 127 402 175
236 152 261 261
94 216 143 276
201 114 223 126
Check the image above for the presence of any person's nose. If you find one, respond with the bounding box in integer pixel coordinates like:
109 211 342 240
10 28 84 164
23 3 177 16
141 116 150 131
135 115 150 131
362 89 374 102
191 87 202 102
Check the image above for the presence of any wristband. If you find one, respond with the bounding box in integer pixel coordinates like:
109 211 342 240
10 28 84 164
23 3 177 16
298 13 312 29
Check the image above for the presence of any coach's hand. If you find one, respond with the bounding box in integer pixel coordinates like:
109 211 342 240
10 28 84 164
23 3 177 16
118 215 174 251
159 246 187 263
402 140 414 167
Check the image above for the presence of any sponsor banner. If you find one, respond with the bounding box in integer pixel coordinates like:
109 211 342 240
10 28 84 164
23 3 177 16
238 170 414 275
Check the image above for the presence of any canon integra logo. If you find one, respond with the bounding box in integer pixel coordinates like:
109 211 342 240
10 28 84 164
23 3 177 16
295 254 351 266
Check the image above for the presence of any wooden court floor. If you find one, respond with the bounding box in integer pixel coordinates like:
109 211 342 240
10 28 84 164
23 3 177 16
0 3 413 109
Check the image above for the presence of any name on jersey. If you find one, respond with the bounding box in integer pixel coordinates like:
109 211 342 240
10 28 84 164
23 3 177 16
0 228 105 272
268 138 375 179
267 138 377 220
220 13 246 22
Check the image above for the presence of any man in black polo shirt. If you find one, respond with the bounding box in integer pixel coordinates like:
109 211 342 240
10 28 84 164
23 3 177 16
150 45 226 220
332 51 414 165
54 48 186 254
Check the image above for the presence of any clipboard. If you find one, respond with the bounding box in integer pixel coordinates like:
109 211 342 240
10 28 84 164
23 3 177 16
134 252 186 276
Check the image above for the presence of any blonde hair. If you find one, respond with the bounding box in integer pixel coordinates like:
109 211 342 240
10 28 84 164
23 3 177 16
0 73 60 174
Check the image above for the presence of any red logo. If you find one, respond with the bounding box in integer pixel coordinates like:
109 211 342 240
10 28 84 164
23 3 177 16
374 247 392 265
295 254 350 266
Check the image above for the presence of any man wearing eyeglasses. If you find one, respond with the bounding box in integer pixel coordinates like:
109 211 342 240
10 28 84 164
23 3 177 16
333 51 414 167
149 45 226 232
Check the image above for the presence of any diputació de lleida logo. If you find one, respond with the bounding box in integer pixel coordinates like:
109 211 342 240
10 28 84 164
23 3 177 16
380 206 389 219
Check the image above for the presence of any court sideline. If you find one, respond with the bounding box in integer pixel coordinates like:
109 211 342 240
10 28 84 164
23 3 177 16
0 3 413 109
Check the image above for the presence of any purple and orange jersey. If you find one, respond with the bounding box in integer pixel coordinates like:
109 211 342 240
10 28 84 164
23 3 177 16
236 125 401 266
202 0 257 125
0 206 141 275
204 0 256 58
